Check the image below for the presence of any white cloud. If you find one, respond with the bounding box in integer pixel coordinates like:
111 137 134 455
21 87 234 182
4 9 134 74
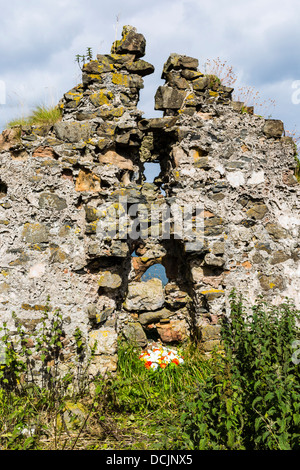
0 0 299 131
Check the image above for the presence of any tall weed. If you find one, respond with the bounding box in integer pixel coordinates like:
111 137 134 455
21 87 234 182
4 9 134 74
177 292 300 450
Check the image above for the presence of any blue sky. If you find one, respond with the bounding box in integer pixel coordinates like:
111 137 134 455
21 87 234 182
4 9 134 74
0 0 299 137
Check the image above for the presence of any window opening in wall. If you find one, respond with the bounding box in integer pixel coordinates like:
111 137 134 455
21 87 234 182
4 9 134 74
141 263 169 286
143 162 165 195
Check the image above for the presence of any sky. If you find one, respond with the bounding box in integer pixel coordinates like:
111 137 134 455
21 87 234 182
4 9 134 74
0 0 299 138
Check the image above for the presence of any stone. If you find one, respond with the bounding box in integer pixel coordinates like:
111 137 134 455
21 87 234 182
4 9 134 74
265 222 287 239
0 282 10 294
131 256 159 280
162 53 199 78
110 241 129 258
156 319 188 343
204 217 224 237
254 242 272 254
226 171 245 188
181 69 203 80
56 401 88 431
0 25 299 380
75 169 101 192
98 271 122 289
270 251 290 265
164 283 189 309
204 253 225 267
39 193 67 211
172 146 189 166
263 119 284 138
0 127 21 151
88 354 118 377
49 246 69 264
85 206 99 222
89 327 118 355
112 25 146 58
89 90 114 107
246 204 268 220
54 121 91 143
123 59 154 76
200 288 225 301
139 116 178 130
165 71 189 89
22 223 49 244
231 101 244 112
83 57 113 74
282 171 298 186
111 72 144 89
32 146 57 158
138 308 172 325
87 304 114 324
192 76 209 92
154 86 186 110
28 263 46 278
210 241 225 255
122 322 147 347
124 278 165 311
99 150 134 170
194 157 211 169
258 274 285 291
200 324 221 342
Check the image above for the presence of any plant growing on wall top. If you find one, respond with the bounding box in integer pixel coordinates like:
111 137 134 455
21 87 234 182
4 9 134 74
202 57 276 117
75 47 94 70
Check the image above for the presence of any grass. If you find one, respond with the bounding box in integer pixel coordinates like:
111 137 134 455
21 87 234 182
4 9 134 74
0 339 211 450
7 105 62 128
0 295 299 450
108 340 211 412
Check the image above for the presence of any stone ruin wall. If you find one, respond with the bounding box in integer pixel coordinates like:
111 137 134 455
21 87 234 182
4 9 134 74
0 25 299 377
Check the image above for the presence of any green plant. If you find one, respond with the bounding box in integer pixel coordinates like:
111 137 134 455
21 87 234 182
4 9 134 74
233 85 275 117
0 302 102 450
202 57 276 116
0 320 27 391
177 292 300 450
8 104 62 128
107 340 210 414
0 300 96 397
75 47 93 70
203 58 238 87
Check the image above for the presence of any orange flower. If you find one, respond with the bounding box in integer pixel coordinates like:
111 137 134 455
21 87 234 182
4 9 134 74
172 358 179 366
160 363 167 369
145 361 152 369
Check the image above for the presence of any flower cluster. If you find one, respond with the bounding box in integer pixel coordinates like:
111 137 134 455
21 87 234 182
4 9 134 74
139 345 184 371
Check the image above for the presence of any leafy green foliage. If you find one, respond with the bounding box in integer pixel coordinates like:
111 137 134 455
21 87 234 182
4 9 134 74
75 47 93 70
176 292 300 450
0 293 299 450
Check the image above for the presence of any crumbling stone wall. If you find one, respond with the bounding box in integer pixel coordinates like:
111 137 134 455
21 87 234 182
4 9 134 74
0 25 299 376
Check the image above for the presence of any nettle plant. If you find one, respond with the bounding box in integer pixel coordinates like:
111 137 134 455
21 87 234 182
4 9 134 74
177 292 300 450
0 299 97 395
